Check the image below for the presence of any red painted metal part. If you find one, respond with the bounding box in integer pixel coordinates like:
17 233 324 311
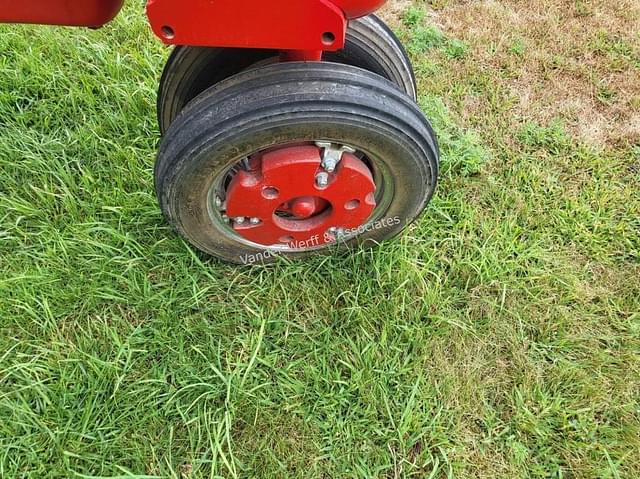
146 0 387 50
225 146 376 247
332 0 387 18
0 0 387 52
0 0 124 27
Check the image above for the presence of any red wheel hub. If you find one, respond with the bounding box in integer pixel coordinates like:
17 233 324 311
225 145 376 247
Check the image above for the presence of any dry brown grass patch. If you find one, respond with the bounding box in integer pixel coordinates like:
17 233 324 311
379 0 415 25
436 0 640 147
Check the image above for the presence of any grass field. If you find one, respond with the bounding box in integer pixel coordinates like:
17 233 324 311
1 1 639 477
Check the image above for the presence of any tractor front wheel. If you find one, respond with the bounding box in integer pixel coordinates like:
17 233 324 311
155 62 438 263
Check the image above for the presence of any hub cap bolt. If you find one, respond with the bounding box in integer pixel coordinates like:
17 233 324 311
249 217 261 225
315 141 356 173
234 217 246 225
316 172 329 188
324 158 337 173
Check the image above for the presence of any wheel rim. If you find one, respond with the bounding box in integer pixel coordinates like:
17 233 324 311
207 141 395 251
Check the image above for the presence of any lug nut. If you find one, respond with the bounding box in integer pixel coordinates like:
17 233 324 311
324 159 337 173
316 172 329 187
249 217 261 225
234 217 246 224
316 141 356 173
214 196 223 208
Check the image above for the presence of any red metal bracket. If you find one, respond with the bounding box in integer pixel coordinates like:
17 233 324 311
0 0 124 27
146 0 385 51
146 0 346 51
1 0 387 52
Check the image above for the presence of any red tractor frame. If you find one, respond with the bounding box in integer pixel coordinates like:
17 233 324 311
1 1 439 263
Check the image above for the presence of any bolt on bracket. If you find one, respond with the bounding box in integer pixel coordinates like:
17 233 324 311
315 141 356 173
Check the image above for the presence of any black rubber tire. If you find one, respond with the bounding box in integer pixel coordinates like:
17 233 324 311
155 62 438 263
157 14 417 134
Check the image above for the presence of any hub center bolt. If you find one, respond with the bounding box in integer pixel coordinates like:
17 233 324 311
290 197 318 218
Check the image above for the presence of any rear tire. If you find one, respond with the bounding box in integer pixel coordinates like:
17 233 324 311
157 14 417 134
155 62 438 264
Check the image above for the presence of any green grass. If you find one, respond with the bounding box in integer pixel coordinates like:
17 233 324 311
1 2 639 478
